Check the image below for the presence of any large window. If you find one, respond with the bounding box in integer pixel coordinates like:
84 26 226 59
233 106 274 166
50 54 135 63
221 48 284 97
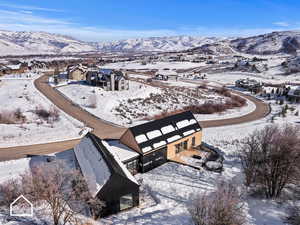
183 140 188 150
120 194 133 211
192 137 196 146
175 143 181 154
126 159 138 175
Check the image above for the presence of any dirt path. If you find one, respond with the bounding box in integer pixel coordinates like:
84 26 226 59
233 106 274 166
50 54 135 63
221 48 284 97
0 74 270 161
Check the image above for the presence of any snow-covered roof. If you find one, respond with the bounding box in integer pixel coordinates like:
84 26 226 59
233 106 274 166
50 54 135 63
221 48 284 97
176 120 189 129
6 64 21 70
183 129 195 136
69 64 87 73
161 125 175 134
135 134 148 143
167 135 181 143
74 136 111 198
74 134 139 197
146 130 162 139
126 111 202 154
288 86 300 96
142 146 152 153
101 141 138 186
153 140 167 148
105 140 139 162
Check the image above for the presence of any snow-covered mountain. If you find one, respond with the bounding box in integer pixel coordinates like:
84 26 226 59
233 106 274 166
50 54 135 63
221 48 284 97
0 30 95 56
96 36 225 52
230 31 300 55
1 30 300 56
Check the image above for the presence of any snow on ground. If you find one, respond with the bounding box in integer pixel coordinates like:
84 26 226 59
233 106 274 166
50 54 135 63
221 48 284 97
103 61 203 71
106 92 300 225
0 88 297 225
0 158 31 183
0 78 84 147
58 80 255 126
207 71 300 86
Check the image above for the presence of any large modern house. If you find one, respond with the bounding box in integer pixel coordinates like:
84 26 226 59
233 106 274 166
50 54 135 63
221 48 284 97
73 111 202 216
120 111 202 172
86 69 129 91
74 133 139 216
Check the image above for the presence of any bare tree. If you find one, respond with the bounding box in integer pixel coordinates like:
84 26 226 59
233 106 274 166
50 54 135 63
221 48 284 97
189 180 246 225
239 124 300 198
14 161 105 225
0 179 22 210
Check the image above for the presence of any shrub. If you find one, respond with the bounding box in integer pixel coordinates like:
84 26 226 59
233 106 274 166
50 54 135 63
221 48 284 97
189 180 246 225
0 109 26 124
34 106 60 122
239 124 300 198
214 86 232 97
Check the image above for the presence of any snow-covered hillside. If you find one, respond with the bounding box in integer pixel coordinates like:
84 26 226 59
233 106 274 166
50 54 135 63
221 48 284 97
96 36 225 52
230 30 300 55
1 30 300 56
0 30 95 56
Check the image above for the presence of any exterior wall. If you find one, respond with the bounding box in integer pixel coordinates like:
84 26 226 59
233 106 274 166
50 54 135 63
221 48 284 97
69 70 86 80
120 129 142 154
166 131 202 159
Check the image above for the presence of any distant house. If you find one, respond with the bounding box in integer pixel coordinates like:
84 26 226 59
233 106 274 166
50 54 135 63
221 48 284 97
120 111 202 173
74 133 139 216
67 64 88 80
235 78 263 93
288 86 300 102
154 70 179 81
86 69 129 91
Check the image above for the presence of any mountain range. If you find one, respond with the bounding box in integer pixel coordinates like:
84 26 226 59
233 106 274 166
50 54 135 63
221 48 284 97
0 30 300 56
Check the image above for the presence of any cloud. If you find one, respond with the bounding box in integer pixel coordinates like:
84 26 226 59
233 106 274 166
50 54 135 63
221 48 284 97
0 2 64 12
0 4 293 42
273 21 290 27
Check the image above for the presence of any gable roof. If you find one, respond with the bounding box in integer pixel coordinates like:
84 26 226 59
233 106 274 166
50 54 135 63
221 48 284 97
74 133 138 198
123 111 202 154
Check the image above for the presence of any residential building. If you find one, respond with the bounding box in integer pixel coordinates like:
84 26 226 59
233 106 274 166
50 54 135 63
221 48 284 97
120 111 202 172
74 133 139 216
86 69 129 91
67 64 88 80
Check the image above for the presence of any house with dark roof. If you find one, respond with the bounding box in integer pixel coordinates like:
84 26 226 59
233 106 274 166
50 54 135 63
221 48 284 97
120 111 202 172
74 133 139 216
86 68 129 91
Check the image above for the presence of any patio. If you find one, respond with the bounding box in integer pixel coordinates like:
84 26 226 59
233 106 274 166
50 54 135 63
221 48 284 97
168 147 210 169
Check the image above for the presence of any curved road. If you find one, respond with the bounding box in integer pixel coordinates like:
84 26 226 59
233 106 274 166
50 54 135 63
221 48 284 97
0 74 270 161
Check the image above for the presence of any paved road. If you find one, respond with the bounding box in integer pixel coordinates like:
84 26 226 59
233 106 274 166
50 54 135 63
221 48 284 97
182 80 271 128
34 74 126 139
0 74 126 161
0 74 270 161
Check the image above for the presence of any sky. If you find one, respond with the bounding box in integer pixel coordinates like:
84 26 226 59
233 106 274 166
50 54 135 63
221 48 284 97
0 0 299 42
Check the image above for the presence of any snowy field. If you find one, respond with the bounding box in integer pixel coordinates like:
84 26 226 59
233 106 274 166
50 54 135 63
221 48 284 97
57 80 254 126
103 61 203 70
0 77 84 147
106 107 297 225
0 92 298 224
206 71 300 86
